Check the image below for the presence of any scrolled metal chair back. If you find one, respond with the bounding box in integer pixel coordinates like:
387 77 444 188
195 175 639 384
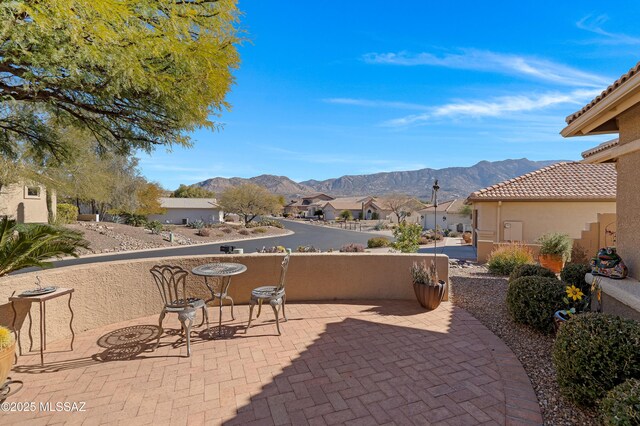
150 265 190 308
275 253 291 293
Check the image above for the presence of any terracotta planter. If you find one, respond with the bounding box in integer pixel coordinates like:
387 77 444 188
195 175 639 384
0 340 15 387
413 280 446 310
539 254 564 274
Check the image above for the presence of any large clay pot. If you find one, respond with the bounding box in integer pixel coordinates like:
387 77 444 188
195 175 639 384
413 280 446 310
0 340 15 386
539 254 564 274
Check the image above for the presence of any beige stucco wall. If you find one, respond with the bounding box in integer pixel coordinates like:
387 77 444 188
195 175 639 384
0 253 449 346
0 184 53 223
472 200 616 244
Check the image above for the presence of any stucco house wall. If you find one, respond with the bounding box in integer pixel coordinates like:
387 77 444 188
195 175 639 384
148 207 223 224
0 183 55 223
472 200 616 243
423 212 472 231
616 104 640 277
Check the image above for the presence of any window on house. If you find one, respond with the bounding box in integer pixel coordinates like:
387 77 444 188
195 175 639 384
25 186 41 198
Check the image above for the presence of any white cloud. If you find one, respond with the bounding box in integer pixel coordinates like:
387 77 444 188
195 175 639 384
362 49 609 87
323 98 430 111
576 15 640 45
382 89 600 127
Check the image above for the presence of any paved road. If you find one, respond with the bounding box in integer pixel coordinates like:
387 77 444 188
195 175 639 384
22 220 382 271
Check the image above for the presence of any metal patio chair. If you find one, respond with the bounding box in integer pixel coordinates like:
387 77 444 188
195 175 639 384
246 253 291 335
150 265 209 356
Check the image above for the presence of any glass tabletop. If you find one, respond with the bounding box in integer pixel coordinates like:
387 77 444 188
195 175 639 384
191 262 247 277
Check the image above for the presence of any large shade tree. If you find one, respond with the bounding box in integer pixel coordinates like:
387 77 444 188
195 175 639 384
219 183 281 225
0 0 241 159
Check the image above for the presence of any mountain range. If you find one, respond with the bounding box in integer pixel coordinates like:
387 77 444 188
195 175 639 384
194 158 562 200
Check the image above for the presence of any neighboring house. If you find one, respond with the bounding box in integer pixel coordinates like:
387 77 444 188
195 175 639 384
0 183 56 223
467 162 616 261
320 196 378 220
420 199 472 232
148 197 223 225
284 193 334 217
581 138 619 163
561 60 640 320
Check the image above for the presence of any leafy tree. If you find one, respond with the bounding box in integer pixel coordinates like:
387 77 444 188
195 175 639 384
339 210 353 221
392 223 422 253
0 0 241 159
219 183 281 225
0 217 88 276
135 182 166 216
459 203 472 217
173 184 216 198
380 194 424 224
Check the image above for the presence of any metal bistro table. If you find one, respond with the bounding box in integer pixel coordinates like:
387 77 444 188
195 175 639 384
191 263 247 335
10 288 75 366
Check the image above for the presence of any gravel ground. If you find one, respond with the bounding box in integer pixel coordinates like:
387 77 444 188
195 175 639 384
66 222 290 255
448 266 599 426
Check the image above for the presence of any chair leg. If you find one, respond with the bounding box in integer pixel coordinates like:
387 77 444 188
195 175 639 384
282 294 287 322
257 299 263 318
199 306 206 328
226 296 235 320
247 300 256 333
155 310 166 349
203 306 210 330
270 301 281 336
179 315 194 357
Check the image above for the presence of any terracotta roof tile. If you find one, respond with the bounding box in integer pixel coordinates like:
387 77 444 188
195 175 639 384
581 138 619 158
566 61 640 124
468 162 616 201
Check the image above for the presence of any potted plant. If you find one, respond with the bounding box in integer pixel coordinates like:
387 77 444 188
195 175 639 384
537 232 572 273
0 326 15 387
410 260 446 310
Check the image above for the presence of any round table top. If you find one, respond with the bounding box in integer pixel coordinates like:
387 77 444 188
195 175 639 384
191 262 247 277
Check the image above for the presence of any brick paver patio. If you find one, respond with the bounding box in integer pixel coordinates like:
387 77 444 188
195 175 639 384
2 301 542 425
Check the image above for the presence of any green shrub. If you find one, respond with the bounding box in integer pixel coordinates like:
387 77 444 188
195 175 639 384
145 220 163 234
487 243 535 275
56 203 78 224
600 379 640 426
367 237 390 248
296 245 320 253
340 243 365 252
537 232 573 262
561 263 591 293
506 276 565 333
509 264 558 282
553 313 640 406
188 219 205 229
392 223 422 253
123 213 147 227
371 212 379 220
339 210 353 221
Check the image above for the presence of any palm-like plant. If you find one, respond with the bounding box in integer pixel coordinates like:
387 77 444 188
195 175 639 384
0 217 89 277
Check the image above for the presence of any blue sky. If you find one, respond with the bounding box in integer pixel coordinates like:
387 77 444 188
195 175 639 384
140 1 640 189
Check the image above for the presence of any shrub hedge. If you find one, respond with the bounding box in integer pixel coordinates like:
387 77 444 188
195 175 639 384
600 378 640 426
561 263 592 293
506 276 565 333
553 313 640 406
367 237 390 248
509 264 558 282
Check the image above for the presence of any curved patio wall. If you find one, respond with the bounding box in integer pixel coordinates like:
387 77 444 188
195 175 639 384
0 253 449 344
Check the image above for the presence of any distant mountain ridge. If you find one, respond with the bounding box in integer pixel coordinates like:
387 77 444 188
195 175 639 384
194 159 563 200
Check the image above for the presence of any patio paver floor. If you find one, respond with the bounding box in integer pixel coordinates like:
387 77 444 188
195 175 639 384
2 301 542 425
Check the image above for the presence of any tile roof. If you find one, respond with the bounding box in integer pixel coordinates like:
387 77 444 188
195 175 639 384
322 196 374 210
159 197 219 209
565 61 640 124
419 198 468 213
468 162 616 201
581 138 619 159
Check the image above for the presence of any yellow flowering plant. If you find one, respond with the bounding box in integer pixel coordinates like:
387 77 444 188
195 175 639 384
0 326 14 351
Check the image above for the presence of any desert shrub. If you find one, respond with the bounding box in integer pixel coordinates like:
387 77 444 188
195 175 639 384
251 227 267 234
367 237 390 248
188 219 205 229
371 212 379 220
340 243 365 252
487 243 535 275
553 313 640 406
392 223 422 253
123 213 147 227
257 246 286 253
239 229 250 235
570 243 590 266
537 232 573 262
449 231 460 237
145 220 163 235
561 263 592 293
297 245 321 253
509 264 558 282
600 379 640 426
221 227 233 234
56 203 78 224
339 210 353 221
246 218 283 228
506 276 565 333
197 228 211 237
